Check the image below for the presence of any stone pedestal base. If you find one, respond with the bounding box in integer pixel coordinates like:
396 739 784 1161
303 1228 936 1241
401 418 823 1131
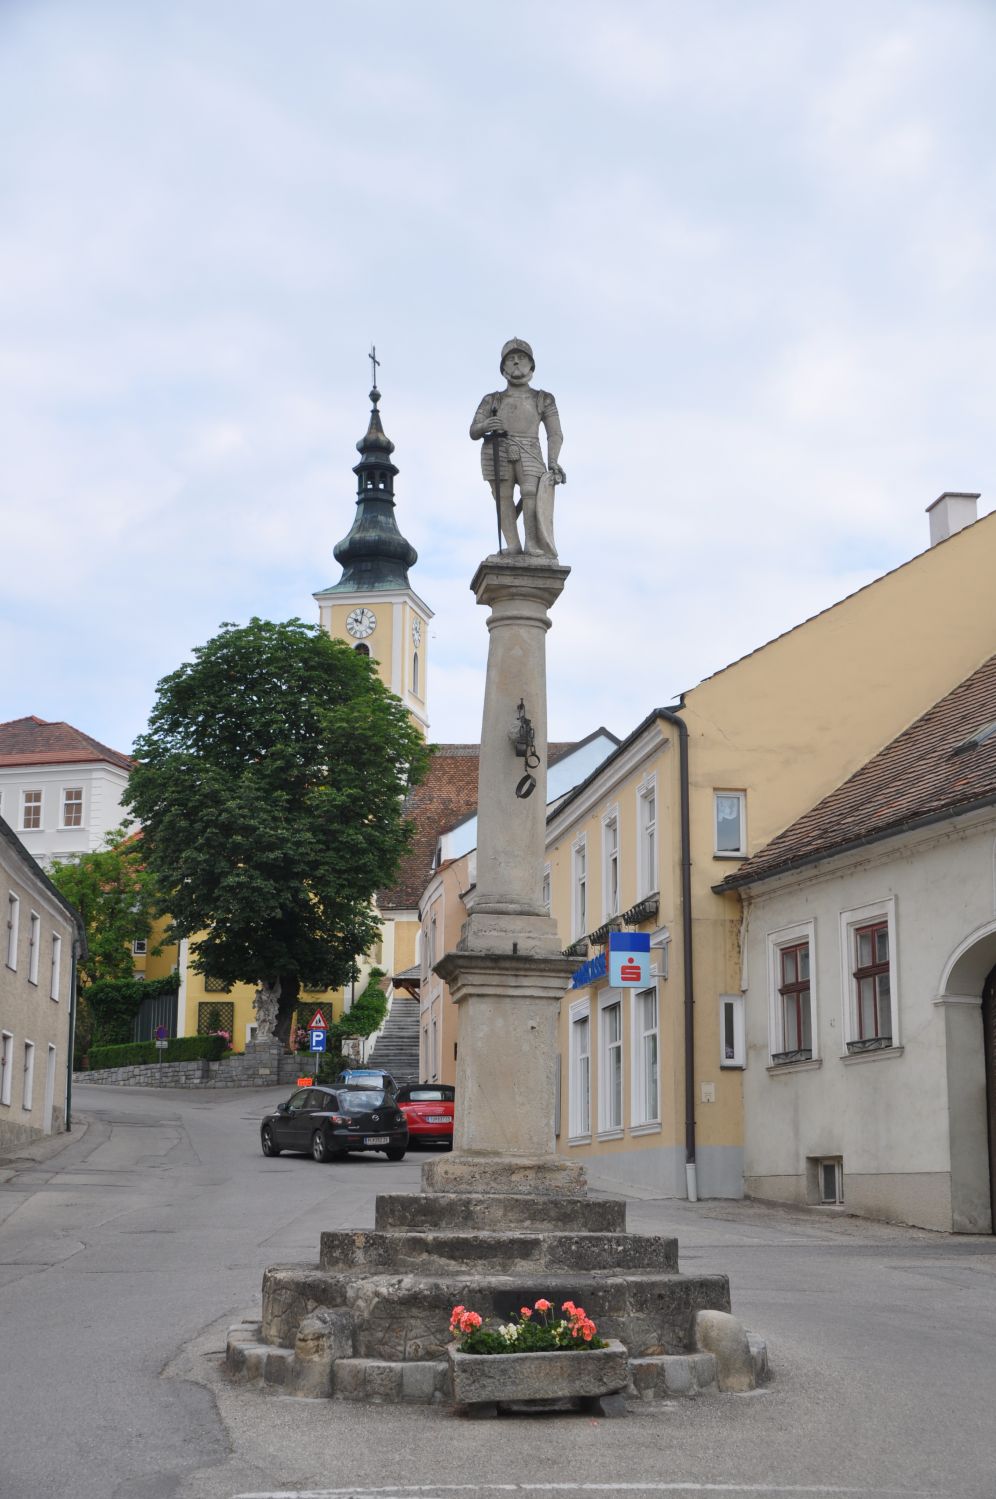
421 1153 587 1198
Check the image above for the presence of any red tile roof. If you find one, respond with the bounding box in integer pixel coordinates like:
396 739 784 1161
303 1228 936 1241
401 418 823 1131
0 716 132 772
379 740 577 912
717 653 996 890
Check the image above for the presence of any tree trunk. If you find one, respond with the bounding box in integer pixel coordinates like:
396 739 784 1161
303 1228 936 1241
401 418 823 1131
274 972 301 1048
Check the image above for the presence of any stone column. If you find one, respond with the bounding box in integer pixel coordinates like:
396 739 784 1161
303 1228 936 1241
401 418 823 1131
423 553 584 1197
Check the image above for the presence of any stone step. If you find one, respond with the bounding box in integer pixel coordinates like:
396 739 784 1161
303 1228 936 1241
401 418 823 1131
261 1263 731 1361
319 1229 678 1274
375 1191 627 1234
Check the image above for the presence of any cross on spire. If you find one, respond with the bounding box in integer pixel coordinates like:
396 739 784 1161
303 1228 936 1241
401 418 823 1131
369 344 381 393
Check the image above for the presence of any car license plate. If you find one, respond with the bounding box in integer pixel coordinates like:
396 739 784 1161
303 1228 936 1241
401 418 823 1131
364 1135 390 1145
427 1116 450 1123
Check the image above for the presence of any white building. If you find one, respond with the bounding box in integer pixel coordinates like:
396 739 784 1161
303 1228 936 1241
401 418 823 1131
719 654 996 1233
0 717 133 867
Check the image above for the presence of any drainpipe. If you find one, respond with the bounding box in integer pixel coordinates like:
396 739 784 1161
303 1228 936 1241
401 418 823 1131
657 708 697 1202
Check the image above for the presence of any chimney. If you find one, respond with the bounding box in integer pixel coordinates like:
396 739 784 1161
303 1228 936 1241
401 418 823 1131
926 491 979 547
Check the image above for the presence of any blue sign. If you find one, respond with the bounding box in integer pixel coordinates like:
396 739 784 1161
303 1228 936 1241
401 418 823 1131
571 950 607 990
309 1029 327 1053
608 931 652 987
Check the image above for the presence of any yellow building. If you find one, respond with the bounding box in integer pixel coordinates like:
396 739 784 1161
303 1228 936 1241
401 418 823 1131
554 492 996 1197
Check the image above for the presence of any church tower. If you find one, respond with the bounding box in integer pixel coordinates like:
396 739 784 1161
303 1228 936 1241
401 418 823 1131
315 367 432 736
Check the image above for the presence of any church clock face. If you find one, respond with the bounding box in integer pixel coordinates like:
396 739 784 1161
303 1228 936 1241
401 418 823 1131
412 617 422 646
345 606 376 640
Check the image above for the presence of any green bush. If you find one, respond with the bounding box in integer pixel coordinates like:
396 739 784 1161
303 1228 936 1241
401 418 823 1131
87 1034 229 1070
85 974 181 1048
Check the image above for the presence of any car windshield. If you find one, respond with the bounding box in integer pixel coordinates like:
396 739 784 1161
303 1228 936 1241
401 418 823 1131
405 1089 452 1102
339 1090 390 1110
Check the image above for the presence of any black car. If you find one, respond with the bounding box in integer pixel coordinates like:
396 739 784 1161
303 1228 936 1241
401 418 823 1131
260 1084 408 1163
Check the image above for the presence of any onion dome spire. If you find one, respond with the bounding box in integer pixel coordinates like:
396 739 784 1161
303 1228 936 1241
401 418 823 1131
327 360 418 593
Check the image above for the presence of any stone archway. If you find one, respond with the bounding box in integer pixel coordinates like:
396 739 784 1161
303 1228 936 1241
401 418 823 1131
938 922 996 1234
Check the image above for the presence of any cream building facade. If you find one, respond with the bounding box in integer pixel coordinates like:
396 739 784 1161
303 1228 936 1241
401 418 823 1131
550 494 996 1198
0 815 85 1148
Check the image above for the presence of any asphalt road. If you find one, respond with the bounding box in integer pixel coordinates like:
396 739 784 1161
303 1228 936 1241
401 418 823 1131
1 1084 994 1499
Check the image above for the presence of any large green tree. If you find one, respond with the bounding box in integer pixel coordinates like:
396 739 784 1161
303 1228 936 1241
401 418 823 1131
47 827 160 988
125 618 429 1044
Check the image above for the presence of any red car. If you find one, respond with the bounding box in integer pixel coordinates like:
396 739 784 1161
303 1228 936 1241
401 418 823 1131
396 1084 454 1149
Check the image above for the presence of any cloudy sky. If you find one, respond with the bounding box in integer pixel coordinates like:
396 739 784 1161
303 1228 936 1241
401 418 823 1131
3 1 995 752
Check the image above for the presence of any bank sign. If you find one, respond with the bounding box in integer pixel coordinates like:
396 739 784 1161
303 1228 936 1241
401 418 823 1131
571 931 652 989
608 931 651 986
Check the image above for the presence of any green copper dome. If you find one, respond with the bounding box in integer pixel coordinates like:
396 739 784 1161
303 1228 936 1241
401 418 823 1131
325 385 418 593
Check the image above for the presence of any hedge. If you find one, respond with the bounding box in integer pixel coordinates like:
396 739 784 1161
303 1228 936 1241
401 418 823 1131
86 1034 229 1070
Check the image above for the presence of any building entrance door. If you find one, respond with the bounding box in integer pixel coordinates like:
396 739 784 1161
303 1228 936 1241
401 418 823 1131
983 963 996 1235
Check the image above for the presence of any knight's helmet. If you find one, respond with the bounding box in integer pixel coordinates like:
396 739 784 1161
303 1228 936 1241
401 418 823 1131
500 337 534 373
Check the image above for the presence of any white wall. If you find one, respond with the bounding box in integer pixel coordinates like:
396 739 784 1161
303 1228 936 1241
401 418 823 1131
740 809 996 1232
0 762 131 866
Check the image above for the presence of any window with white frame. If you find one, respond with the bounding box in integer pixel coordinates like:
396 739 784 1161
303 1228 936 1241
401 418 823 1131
568 999 591 1138
28 911 40 985
602 809 620 920
541 863 551 913
637 777 657 898
21 789 42 830
22 1041 35 1111
6 893 20 970
767 921 817 1064
714 790 746 856
0 1032 12 1107
720 993 746 1068
412 651 420 697
571 835 587 940
50 933 62 1000
132 939 147 956
631 986 660 1125
599 993 624 1133
62 787 84 828
840 899 898 1051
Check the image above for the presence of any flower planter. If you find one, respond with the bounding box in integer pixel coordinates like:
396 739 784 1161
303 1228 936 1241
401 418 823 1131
447 1339 628 1408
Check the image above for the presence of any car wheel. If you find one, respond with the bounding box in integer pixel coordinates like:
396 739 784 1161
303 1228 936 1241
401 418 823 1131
261 1126 281 1157
311 1130 330 1163
385 1147 406 1162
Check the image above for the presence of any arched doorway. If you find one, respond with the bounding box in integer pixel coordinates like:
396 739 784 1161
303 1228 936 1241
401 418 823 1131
939 921 996 1234
983 963 996 1234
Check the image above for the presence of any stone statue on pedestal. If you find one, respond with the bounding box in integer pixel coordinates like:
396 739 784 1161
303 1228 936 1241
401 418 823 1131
470 338 565 558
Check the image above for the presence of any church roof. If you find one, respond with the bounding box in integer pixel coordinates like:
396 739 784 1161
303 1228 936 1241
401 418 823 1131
320 383 418 594
715 652 996 891
0 715 132 772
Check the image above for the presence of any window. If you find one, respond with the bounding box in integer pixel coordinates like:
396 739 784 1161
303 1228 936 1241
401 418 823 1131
840 899 898 1054
412 651 419 696
132 939 148 957
568 1000 591 1139
50 934 62 1000
637 777 657 898
28 912 40 985
22 1042 35 1111
6 893 19 970
62 787 83 827
599 994 624 1134
21 789 42 830
428 915 437 969
853 923 891 1043
197 1001 235 1038
602 810 620 919
203 974 229 993
354 643 370 656
714 790 746 856
720 993 746 1068
541 863 551 913
767 921 818 1065
571 835 587 940
632 986 660 1125
0 1032 12 1107
778 942 812 1055
814 1157 843 1205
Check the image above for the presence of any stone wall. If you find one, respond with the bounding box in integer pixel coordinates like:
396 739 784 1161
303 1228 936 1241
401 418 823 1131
75 1038 287 1090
